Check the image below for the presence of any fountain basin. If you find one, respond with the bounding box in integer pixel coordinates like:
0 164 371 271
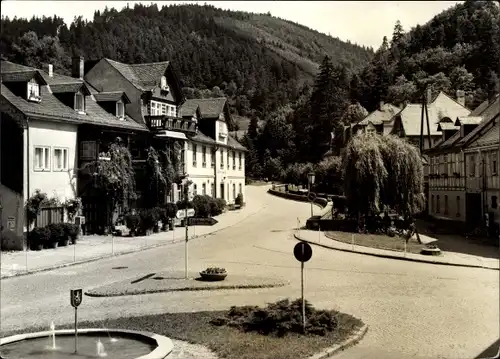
0 328 173 359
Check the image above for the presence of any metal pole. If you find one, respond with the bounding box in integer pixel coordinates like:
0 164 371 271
308 182 313 217
73 239 76 262
301 259 305 334
74 307 78 353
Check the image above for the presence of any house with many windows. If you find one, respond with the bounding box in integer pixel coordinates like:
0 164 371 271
425 95 499 233
0 59 147 235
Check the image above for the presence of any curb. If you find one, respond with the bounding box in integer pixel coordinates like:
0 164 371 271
267 189 327 209
85 281 288 297
294 234 499 271
0 206 266 280
307 324 368 359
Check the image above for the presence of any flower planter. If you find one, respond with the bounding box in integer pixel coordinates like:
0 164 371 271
199 271 227 281
46 241 58 249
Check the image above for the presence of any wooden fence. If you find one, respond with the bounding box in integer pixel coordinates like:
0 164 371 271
35 206 65 227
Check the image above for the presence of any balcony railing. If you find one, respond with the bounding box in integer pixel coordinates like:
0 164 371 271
146 115 197 134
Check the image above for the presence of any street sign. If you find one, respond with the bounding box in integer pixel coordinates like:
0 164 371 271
307 192 317 202
176 208 195 219
70 289 83 308
294 242 312 263
188 217 218 226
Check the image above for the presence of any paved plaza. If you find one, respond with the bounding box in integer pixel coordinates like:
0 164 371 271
1 185 499 359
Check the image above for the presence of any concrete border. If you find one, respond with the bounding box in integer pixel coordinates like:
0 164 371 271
0 204 266 280
267 189 328 209
295 233 499 271
85 280 289 297
307 324 368 359
0 328 173 359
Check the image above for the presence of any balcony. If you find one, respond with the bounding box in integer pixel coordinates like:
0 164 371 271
146 115 197 135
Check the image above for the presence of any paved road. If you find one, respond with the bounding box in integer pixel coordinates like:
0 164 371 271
1 186 498 359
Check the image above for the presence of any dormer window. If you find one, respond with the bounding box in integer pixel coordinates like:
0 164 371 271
160 76 169 92
27 79 41 102
116 101 125 119
75 93 85 114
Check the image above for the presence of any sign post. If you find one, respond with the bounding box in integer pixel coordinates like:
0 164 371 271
293 241 312 334
70 289 83 354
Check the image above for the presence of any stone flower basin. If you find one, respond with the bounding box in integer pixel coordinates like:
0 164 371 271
0 328 173 359
199 271 228 281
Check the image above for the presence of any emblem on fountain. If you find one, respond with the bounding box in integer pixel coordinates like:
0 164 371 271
70 289 83 308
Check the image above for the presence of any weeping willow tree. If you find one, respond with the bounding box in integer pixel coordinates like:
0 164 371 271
342 133 425 219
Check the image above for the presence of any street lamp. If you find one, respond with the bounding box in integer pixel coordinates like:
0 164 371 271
307 172 315 217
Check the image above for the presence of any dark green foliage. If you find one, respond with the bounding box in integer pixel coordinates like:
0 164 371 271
210 298 338 337
29 227 51 250
176 200 194 210
62 223 81 243
235 193 244 206
24 190 48 226
125 213 141 233
138 208 160 233
164 203 178 219
192 195 212 218
46 223 65 242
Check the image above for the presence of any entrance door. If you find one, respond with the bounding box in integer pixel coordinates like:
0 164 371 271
220 183 224 199
466 193 482 230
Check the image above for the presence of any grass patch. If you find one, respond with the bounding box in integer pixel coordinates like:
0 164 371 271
3 300 363 359
326 231 426 254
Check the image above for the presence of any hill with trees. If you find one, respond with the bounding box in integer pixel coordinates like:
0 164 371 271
0 3 373 131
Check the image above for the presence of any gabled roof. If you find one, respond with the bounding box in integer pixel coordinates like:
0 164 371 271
437 122 459 131
357 103 400 126
455 116 482 126
105 59 170 91
1 60 34 73
180 101 200 117
1 70 48 85
391 91 470 137
182 98 227 119
456 97 499 147
188 129 247 152
50 82 92 95
93 91 131 104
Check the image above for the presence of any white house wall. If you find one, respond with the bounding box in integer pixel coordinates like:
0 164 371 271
23 120 78 205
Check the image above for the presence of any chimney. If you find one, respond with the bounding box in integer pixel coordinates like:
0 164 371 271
46 64 53 77
456 89 465 107
71 56 84 80
426 87 433 104
379 101 384 110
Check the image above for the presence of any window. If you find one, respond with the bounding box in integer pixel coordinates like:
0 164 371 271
75 93 85 113
180 149 185 173
210 149 215 168
211 183 215 197
80 141 96 160
232 183 236 200
232 151 236 169
436 195 440 213
34 146 50 171
456 196 461 217
116 101 124 119
444 195 448 215
192 144 197 167
150 101 160 116
202 183 206 195
431 195 434 213
493 159 497 176
161 103 167 115
27 79 40 101
53 148 68 171
169 105 177 117
239 183 242 195
469 154 476 177
202 146 207 167
220 149 224 169
492 196 498 209
239 152 242 169
193 184 197 196
227 150 230 169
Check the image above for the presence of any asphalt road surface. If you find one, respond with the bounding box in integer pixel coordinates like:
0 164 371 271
1 185 498 359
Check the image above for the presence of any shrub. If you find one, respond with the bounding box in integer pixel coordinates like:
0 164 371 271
46 223 65 243
176 200 194 210
235 193 244 206
210 298 338 337
164 202 178 219
139 208 159 234
193 195 212 218
63 197 82 222
25 190 48 226
125 213 141 233
201 267 227 274
211 198 226 215
29 227 51 250
62 223 81 243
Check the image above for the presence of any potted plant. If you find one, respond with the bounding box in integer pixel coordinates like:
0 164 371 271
125 212 140 237
63 223 81 244
157 207 169 231
165 203 178 230
235 193 244 208
63 197 82 222
199 267 228 281
29 227 50 251
46 223 64 248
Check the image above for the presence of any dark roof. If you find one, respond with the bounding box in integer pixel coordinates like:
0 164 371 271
93 91 131 104
1 83 147 132
50 82 91 95
1 70 48 85
188 129 247 152
181 100 200 117
1 60 34 73
227 135 247 151
182 98 227 119
105 59 170 91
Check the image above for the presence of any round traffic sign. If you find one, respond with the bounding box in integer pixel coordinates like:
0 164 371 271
307 192 317 201
294 241 312 262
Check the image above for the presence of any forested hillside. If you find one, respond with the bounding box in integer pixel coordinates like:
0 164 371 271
241 0 500 179
0 3 373 131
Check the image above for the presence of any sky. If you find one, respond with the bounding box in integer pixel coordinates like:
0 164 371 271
2 1 462 49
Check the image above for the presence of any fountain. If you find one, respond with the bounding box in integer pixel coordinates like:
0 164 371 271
97 339 107 357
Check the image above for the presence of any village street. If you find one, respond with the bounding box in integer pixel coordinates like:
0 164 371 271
1 185 498 359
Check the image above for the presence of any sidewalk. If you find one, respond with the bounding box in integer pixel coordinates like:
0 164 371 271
295 230 499 270
1 191 267 279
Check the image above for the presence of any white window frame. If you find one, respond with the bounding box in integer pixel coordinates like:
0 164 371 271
220 149 224 169
192 144 197 167
34 146 51 171
193 183 198 196
210 149 215 168
202 183 206 195
116 101 125 119
239 183 242 195
27 79 40 101
239 152 242 169
202 146 207 167
53 147 69 171
232 150 236 170
75 93 85 114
